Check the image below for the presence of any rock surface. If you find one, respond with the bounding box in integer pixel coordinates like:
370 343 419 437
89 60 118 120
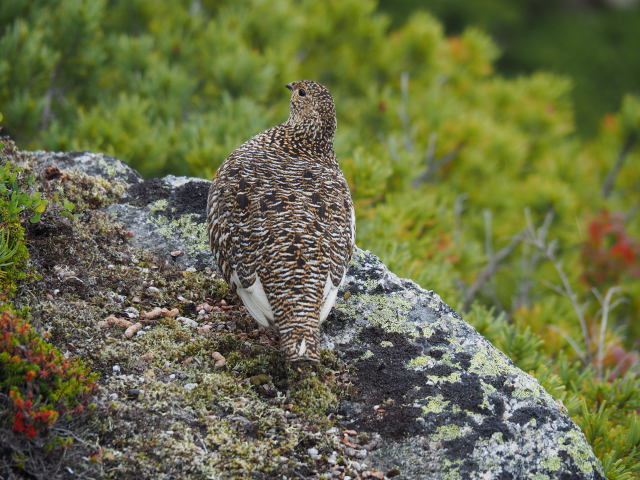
19 150 604 479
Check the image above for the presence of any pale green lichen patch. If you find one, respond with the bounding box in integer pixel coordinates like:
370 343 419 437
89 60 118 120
408 355 432 369
359 349 374 361
562 429 596 474
541 455 562 471
427 371 461 384
334 292 416 334
420 326 435 337
96 156 136 179
148 198 169 213
469 349 519 377
380 340 393 347
147 212 210 255
421 395 449 414
513 387 535 399
530 473 551 480
442 459 463 480
434 424 463 441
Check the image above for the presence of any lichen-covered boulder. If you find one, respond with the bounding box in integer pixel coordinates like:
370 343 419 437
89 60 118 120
23 150 603 479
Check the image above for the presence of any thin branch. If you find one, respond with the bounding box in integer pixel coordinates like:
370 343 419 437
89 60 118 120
462 227 527 312
549 325 585 358
453 193 467 245
412 139 465 186
399 72 413 153
592 286 625 379
524 210 592 362
602 131 637 198
39 65 60 132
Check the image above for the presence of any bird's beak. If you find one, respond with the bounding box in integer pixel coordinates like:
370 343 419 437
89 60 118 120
285 82 294 91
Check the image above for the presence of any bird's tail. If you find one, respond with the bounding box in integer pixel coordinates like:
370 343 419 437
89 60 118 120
278 319 320 363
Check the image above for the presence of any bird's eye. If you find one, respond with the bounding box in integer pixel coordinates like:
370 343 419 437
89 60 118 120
298 89 306 97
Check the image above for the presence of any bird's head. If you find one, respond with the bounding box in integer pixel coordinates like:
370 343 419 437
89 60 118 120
285 80 336 145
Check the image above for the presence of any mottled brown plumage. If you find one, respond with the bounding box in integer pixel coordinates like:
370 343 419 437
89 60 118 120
207 80 355 362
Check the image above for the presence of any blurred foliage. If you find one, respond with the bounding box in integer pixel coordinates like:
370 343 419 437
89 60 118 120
380 0 640 136
1 0 640 477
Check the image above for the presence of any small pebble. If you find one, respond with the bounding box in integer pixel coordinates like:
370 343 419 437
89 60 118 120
108 393 118 401
307 447 319 457
170 250 183 257
198 325 212 334
124 322 143 338
212 351 226 368
112 365 121 373
178 316 198 328
147 286 161 295
106 316 133 328
127 388 141 399
363 472 384 480
141 307 179 320
355 449 367 459
184 383 198 392
124 307 140 318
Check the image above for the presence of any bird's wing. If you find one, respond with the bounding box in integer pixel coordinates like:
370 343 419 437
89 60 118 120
207 148 277 328
317 168 355 322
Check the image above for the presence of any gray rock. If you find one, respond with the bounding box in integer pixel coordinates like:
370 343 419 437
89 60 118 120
30 150 143 185
36 151 604 479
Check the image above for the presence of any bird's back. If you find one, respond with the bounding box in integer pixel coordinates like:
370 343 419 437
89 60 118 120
207 122 354 362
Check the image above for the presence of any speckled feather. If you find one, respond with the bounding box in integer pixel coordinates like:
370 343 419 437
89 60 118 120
207 80 355 362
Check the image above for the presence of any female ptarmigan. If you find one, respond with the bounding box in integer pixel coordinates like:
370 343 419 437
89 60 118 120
207 80 355 363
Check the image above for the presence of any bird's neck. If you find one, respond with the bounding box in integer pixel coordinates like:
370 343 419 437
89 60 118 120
284 116 336 155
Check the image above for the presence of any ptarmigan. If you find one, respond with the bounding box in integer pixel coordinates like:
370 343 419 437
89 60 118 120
207 80 355 363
